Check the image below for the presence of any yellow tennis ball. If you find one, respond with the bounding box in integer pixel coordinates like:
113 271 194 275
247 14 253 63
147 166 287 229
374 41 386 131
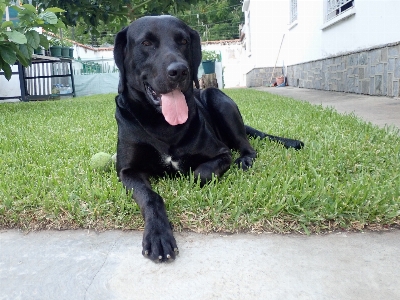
90 152 112 172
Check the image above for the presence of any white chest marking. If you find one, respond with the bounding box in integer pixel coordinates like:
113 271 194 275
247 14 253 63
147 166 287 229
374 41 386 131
164 155 180 170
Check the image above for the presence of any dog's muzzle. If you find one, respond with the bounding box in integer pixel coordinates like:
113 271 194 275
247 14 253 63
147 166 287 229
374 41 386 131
144 83 161 106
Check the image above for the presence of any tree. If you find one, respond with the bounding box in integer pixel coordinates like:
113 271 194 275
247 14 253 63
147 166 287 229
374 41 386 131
0 0 65 80
33 0 199 47
177 0 244 41
1 0 196 79
61 0 244 47
33 0 198 34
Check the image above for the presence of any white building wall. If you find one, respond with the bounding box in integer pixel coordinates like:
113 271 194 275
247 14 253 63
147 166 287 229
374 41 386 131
245 0 400 68
242 0 290 70
74 46 114 60
319 0 400 58
282 0 323 66
201 42 244 88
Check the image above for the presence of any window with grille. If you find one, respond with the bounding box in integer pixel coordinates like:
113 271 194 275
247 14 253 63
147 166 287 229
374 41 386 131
326 0 354 21
290 0 298 24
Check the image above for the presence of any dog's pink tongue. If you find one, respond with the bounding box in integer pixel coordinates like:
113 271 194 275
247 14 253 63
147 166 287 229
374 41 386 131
161 89 188 125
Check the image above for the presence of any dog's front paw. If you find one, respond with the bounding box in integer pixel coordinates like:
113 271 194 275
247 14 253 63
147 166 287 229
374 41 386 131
142 220 178 262
235 156 253 170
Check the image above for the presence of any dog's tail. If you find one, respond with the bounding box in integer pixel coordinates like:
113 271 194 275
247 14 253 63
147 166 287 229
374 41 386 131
245 125 304 150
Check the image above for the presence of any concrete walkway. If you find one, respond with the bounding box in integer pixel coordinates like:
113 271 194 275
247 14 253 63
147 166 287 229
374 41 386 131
1 230 399 300
256 86 400 130
1 88 400 300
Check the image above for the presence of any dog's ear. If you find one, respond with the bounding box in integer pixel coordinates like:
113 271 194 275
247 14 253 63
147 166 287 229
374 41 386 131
114 27 128 94
189 29 202 89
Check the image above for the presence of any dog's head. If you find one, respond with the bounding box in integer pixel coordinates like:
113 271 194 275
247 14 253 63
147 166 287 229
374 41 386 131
114 16 202 126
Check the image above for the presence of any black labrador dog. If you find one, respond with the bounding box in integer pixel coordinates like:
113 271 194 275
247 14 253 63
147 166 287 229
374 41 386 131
113 15 303 262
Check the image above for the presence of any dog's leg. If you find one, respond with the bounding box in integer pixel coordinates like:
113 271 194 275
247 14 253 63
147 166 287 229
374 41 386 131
200 88 258 170
119 169 178 262
193 153 232 185
245 125 304 150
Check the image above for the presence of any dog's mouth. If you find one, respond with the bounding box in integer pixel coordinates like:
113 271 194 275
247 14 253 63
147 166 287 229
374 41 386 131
144 82 188 126
144 83 161 106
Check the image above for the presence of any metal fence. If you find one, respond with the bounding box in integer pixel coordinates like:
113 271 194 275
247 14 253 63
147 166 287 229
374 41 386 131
73 58 118 75
72 58 119 97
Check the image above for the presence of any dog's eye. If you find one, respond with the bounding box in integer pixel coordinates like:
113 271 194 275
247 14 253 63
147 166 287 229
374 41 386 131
181 39 188 45
142 40 152 46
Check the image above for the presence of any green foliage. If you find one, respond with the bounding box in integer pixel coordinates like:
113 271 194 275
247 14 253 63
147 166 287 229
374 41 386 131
32 0 197 45
61 39 73 47
48 37 61 46
177 0 244 41
202 50 219 61
62 22 115 47
0 0 65 80
53 0 243 47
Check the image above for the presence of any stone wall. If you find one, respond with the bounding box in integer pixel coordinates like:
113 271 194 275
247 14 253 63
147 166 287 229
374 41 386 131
246 67 283 87
286 42 400 97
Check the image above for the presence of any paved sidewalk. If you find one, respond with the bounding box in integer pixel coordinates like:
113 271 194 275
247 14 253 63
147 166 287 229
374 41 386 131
256 86 400 130
1 229 399 300
1 87 400 300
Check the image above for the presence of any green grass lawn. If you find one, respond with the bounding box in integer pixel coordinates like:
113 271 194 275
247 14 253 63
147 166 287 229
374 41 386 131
0 89 399 233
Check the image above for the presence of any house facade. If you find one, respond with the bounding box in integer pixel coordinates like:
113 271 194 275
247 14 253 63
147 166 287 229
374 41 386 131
242 0 400 97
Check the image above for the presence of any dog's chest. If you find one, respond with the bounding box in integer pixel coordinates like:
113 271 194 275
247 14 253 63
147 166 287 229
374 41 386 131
162 155 181 171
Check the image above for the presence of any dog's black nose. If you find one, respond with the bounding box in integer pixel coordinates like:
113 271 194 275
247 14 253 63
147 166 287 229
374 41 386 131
167 62 188 82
